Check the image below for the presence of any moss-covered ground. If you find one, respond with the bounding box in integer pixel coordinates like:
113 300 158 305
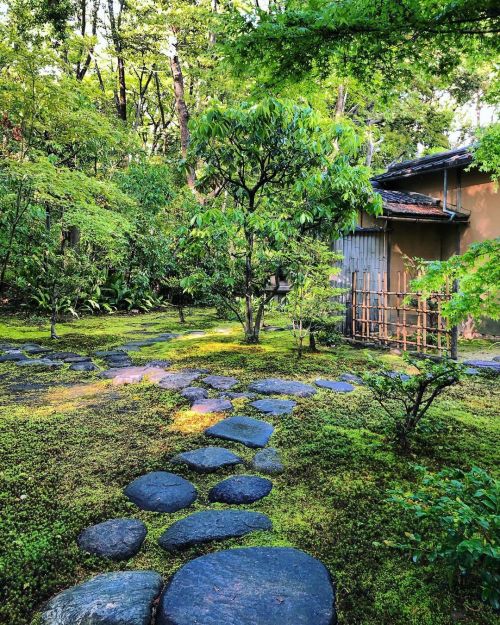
0 309 498 625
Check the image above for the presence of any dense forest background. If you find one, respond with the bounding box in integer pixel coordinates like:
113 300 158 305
0 0 498 332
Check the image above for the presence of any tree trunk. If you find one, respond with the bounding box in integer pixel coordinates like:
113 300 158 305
169 29 196 189
309 332 318 352
335 84 347 118
50 290 59 339
107 0 127 121
178 304 186 323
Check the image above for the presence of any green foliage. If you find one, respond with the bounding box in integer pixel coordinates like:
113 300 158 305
472 123 500 183
364 355 464 448
386 466 500 609
411 239 500 326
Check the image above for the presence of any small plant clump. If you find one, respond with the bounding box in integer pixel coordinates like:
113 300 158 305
383 465 500 609
364 354 464 448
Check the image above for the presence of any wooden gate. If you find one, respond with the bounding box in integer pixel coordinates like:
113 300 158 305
350 270 457 358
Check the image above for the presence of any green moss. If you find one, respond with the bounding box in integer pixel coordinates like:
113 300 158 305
0 309 498 625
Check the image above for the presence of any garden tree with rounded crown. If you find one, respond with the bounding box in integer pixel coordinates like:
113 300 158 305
182 98 380 343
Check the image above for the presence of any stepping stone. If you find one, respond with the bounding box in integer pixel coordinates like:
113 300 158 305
465 367 480 375
16 358 63 368
77 518 147 560
94 349 127 357
464 359 500 373
0 351 28 362
124 471 197 512
315 379 354 392
157 510 272 552
40 570 162 625
158 371 202 390
146 359 172 368
191 398 233 414
339 373 364 385
251 399 296 415
185 330 206 336
21 344 52 355
209 475 273 504
251 447 284 475
206 416 274 448
219 391 256 400
69 361 99 372
64 356 92 363
248 378 317 397
171 446 243 473
156 547 335 625
181 386 208 403
202 375 239 390
46 352 80 361
181 367 211 374
385 371 411 381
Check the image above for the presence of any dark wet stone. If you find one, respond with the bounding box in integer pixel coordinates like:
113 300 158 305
251 399 296 415
124 471 197 513
0 351 28 362
69 361 99 372
339 373 364 385
0 342 15 351
21 344 52 355
206 416 274 448
202 375 239 390
219 391 257 400
181 367 211 374
146 360 172 368
94 349 127 357
464 359 500 373
16 358 64 368
315 379 354 393
156 547 335 625
158 371 202 390
157 510 272 552
46 352 80 361
385 371 411 381
209 475 273 504
77 518 147 560
191 398 233 414
64 356 92 363
40 570 162 625
171 446 243 473
248 378 317 397
180 386 208 403
251 448 284 475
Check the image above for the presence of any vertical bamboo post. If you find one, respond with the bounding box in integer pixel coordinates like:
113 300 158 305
445 277 451 356
437 291 442 356
383 271 388 341
421 273 427 353
396 271 401 344
451 279 459 360
367 271 371 339
377 272 382 340
351 271 357 338
402 271 407 352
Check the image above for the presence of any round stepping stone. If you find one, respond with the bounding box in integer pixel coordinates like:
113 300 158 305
0 351 28 362
219 391 256 400
251 447 284 475
156 547 335 625
209 475 273 504
171 446 243 473
315 379 354 392
157 510 272 552
251 399 296 415
69 361 99 372
206 416 274 448
191 398 233 414
124 471 197 512
40 570 162 625
181 386 208 403
202 375 239 390
339 373 364 385
158 371 202 390
77 518 147 560
248 378 317 397
16 358 63 368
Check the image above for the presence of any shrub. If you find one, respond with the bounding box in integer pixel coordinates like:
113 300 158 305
384 465 500 609
364 354 463 448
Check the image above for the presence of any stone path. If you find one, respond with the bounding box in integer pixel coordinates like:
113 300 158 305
17 332 361 624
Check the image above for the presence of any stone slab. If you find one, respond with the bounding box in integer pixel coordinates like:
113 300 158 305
314 380 354 393
205 416 274 448
202 375 239 390
124 471 197 513
158 371 202 390
181 386 209 403
209 475 273 504
171 447 243 473
248 378 317 397
250 399 296 415
251 448 284 475
77 518 147 560
157 510 272 552
191 398 233 414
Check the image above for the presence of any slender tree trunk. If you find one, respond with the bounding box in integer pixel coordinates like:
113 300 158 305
309 332 317 352
168 29 196 189
335 84 347 118
50 288 59 339
107 0 127 120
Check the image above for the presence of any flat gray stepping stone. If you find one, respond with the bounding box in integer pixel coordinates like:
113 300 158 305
315 379 354 392
191 398 233 414
77 518 147 560
171 446 243 473
157 510 272 552
94 349 127 357
46 352 80 361
156 547 335 625
202 375 239 390
124 471 197 512
465 367 480 375
209 475 273 504
64 356 92 363
158 371 202 390
69 361 98 371
40 570 162 625
206 416 274 448
248 378 317 397
464 359 500 373
16 358 63 368
146 359 172 368
219 391 256 400
21 344 52 355
0 351 28 362
251 399 296 415
385 371 411 381
251 447 284 475
181 386 208 403
339 373 364 385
